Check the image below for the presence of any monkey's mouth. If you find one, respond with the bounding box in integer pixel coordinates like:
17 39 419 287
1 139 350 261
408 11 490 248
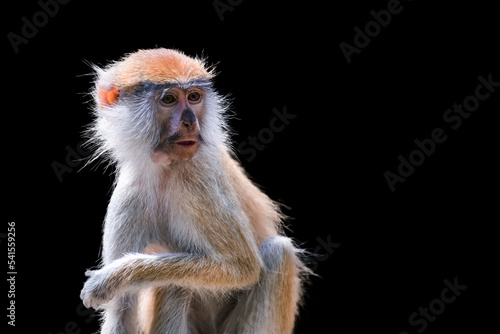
151 138 200 164
175 140 197 146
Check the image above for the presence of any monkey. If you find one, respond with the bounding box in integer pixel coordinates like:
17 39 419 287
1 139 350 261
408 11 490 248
80 48 310 334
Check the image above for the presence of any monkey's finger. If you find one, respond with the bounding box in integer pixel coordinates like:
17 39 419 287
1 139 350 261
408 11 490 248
85 269 95 277
80 289 91 308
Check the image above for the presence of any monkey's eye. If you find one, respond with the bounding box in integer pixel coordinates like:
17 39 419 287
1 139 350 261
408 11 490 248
187 91 202 103
161 93 177 105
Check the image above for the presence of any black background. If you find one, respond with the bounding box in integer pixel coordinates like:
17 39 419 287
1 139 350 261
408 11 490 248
2 1 499 333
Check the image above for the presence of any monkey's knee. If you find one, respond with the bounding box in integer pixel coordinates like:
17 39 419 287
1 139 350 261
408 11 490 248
259 236 297 272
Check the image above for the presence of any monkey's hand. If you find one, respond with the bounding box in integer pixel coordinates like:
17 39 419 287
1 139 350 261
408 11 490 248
80 267 122 309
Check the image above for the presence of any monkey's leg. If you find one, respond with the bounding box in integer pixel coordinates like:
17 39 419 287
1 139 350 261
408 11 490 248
100 293 139 334
148 286 193 334
221 236 304 334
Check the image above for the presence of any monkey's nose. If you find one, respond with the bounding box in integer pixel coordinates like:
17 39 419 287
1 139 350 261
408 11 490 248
181 109 196 128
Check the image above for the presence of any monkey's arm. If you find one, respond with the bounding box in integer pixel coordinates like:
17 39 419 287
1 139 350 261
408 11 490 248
81 236 262 309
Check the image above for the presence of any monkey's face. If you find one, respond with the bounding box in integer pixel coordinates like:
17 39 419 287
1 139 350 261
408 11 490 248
151 86 206 164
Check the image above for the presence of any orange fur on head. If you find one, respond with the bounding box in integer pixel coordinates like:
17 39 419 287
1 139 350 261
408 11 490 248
108 48 213 89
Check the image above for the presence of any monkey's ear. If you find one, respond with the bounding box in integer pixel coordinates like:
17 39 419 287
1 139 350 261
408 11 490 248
97 85 121 107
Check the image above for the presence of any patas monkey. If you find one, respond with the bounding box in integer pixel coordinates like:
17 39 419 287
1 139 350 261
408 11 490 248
80 48 309 334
